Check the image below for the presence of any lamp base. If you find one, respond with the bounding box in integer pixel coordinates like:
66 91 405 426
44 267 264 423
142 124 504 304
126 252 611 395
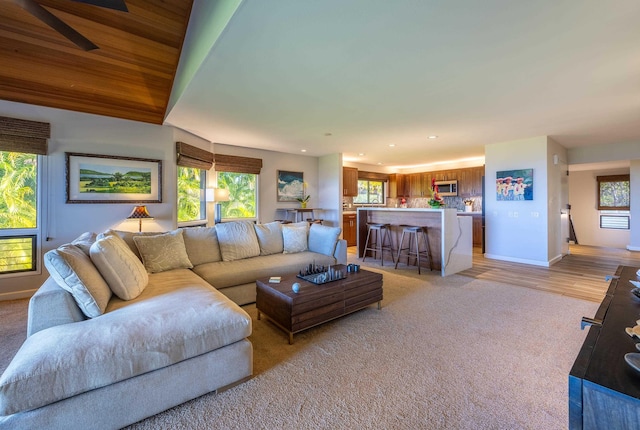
215 203 222 224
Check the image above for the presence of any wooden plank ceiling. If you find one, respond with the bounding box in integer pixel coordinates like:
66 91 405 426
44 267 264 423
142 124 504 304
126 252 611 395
0 0 193 124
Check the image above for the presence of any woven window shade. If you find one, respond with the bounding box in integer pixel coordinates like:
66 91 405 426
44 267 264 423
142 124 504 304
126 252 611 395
214 153 263 175
359 171 389 181
176 141 214 170
0 116 50 155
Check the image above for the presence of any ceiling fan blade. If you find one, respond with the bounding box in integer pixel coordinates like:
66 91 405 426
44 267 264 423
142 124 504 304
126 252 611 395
14 0 99 51
72 0 128 12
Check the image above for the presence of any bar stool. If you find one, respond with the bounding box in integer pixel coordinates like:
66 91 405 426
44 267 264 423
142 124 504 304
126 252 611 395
362 223 394 266
394 226 433 274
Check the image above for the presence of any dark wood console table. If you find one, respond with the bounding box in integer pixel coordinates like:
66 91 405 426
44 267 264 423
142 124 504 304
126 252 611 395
569 265 640 429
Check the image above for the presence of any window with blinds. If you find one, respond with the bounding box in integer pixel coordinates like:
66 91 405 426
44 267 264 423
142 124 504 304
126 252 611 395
0 115 49 276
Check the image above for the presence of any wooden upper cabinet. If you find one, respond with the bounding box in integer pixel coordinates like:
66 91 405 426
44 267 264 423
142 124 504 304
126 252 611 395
409 173 424 197
343 167 358 196
389 173 409 198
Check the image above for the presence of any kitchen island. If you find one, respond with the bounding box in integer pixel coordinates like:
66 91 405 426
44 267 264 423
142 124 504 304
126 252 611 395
357 207 472 276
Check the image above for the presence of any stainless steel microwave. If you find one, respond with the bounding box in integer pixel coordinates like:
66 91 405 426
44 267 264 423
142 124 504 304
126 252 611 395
434 180 458 196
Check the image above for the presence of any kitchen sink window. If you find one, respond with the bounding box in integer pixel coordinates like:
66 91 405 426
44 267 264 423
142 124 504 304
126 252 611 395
354 180 384 204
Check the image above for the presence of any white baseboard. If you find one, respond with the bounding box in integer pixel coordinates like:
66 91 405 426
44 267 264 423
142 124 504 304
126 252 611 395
627 245 640 252
0 289 36 301
484 253 553 267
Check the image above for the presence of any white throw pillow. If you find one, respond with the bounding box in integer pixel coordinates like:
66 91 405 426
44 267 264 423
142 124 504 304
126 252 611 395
70 232 97 256
133 229 193 273
283 225 308 254
44 244 111 318
90 234 149 300
308 223 342 256
254 222 284 255
216 221 261 261
182 226 222 266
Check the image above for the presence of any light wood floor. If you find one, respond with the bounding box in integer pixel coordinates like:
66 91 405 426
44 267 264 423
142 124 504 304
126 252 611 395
350 245 640 303
459 245 640 302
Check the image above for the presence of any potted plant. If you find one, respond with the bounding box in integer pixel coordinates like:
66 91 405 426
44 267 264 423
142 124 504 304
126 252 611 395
296 194 310 208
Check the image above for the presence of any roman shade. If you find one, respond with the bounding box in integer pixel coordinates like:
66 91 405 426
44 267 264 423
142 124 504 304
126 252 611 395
176 142 214 170
359 171 389 181
0 116 50 155
214 153 262 175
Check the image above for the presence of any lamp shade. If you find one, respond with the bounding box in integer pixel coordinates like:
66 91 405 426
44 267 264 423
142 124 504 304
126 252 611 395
214 188 230 202
127 205 153 220
205 188 215 202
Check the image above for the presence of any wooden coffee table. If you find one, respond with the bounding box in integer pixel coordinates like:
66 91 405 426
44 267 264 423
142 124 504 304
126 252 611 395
256 264 383 344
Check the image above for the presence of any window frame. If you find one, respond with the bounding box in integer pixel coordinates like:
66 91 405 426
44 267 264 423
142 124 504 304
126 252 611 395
597 174 630 211
177 166 207 227
354 179 385 205
216 171 259 222
0 152 45 278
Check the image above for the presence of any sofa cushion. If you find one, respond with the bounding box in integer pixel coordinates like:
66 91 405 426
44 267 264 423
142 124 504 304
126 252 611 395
90 234 149 300
133 229 193 273
216 221 261 261
283 224 308 253
0 269 251 416
182 226 222 266
193 251 337 290
43 244 111 318
70 232 97 256
254 222 284 255
100 230 160 260
308 223 341 256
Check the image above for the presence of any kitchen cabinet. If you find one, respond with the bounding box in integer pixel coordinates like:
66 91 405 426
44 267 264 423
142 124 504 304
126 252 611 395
458 213 483 247
389 173 409 198
409 173 424 197
459 166 484 197
343 167 358 196
343 213 357 246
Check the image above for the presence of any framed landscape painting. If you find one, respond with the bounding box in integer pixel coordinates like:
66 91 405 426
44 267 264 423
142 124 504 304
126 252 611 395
277 170 304 202
496 168 533 201
66 152 162 203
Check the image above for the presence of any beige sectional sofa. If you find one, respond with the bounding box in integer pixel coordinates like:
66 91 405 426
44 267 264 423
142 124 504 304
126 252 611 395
0 221 346 429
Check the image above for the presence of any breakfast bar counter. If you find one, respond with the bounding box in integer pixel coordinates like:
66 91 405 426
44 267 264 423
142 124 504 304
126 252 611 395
357 207 472 276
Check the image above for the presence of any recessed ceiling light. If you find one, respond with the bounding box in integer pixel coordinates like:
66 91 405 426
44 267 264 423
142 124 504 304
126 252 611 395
301 149 307 152
428 135 438 139
377 162 383 165
324 132 332 136
389 144 395 147
358 153 365 156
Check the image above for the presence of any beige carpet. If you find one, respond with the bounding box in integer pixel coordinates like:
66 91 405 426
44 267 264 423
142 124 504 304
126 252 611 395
0 264 597 429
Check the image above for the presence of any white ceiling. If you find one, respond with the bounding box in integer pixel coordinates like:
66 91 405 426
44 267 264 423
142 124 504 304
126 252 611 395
164 0 640 170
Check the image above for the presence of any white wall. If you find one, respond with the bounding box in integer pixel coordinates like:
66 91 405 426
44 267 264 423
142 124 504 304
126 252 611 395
0 100 208 296
319 153 342 227
569 168 631 248
0 101 326 297
485 136 553 266
212 143 321 224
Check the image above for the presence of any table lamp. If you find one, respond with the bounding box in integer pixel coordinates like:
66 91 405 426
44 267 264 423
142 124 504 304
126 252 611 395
214 188 230 224
127 205 153 232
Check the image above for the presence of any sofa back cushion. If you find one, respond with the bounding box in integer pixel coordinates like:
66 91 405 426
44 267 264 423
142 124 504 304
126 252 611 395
182 226 222 266
90 234 149 300
70 232 97 256
43 244 111 318
216 221 261 261
254 222 284 255
308 223 342 256
100 229 159 260
133 229 193 273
